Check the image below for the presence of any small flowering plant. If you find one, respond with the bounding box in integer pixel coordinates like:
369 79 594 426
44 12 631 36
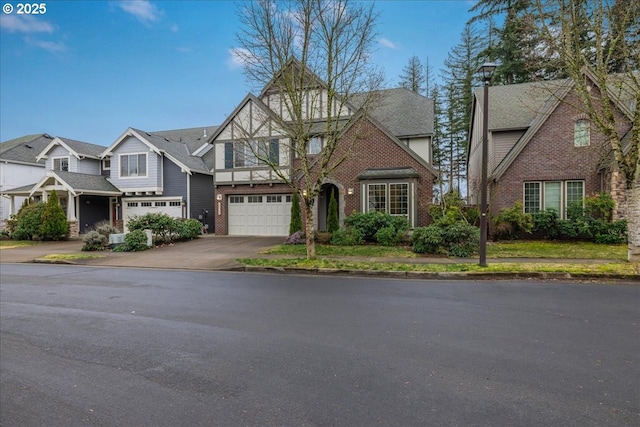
284 231 306 245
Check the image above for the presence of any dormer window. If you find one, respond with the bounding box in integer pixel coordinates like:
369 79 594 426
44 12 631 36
574 119 590 147
53 157 69 171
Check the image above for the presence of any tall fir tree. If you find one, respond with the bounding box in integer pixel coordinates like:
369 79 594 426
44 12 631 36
399 55 426 93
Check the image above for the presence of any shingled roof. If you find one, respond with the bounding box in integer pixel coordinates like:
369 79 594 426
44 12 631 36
152 126 218 153
0 134 54 165
352 88 434 138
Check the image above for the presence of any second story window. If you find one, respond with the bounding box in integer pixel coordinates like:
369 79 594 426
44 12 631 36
574 119 590 147
225 139 279 169
120 153 147 178
53 157 69 171
308 137 322 155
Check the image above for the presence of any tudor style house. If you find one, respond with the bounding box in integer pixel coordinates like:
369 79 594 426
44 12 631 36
1 126 216 236
207 71 437 236
467 73 634 223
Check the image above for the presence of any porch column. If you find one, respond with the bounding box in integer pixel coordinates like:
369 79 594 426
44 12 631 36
67 194 77 221
9 196 16 216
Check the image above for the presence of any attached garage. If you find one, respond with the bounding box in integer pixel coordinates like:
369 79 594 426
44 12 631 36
122 197 184 231
228 194 292 236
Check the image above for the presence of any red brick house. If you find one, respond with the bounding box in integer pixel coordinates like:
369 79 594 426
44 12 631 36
467 75 634 222
207 76 437 236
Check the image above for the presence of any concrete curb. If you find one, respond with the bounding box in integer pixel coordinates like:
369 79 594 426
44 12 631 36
242 265 640 282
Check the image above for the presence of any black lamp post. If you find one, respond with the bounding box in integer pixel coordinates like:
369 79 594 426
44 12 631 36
477 62 497 267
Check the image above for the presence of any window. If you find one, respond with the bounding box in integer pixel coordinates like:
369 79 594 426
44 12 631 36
367 183 409 218
127 202 138 207
248 196 263 203
566 181 584 211
368 184 387 212
523 180 584 218
102 158 111 171
267 195 282 203
225 139 279 169
53 157 69 171
120 153 147 177
574 119 590 147
141 201 152 207
523 182 541 213
308 137 322 155
155 201 166 207
286 195 292 202
169 201 182 207
229 196 244 203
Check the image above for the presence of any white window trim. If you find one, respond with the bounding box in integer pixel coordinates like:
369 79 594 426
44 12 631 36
523 180 585 218
119 152 148 179
365 181 410 218
102 158 111 171
52 156 70 172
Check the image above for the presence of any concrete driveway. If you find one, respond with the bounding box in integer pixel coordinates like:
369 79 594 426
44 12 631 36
0 235 284 270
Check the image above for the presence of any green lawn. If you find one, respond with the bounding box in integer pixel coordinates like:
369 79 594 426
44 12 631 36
262 241 628 261
247 241 636 276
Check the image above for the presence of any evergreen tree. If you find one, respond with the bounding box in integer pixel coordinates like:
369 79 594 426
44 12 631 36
424 56 435 98
399 55 426 93
40 189 67 240
327 189 339 233
289 191 303 235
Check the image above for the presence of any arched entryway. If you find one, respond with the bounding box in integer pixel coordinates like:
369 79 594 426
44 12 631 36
317 183 339 231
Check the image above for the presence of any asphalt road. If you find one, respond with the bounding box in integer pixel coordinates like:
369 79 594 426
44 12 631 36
1 264 638 426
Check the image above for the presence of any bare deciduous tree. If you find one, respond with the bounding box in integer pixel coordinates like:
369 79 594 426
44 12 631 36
535 0 639 261
234 0 383 259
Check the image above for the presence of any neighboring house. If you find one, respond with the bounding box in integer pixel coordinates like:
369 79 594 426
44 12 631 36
102 127 216 232
1 126 216 236
0 134 52 223
467 74 634 224
209 71 437 236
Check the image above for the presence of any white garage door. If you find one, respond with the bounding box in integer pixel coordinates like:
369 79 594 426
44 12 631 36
228 194 291 236
123 197 183 231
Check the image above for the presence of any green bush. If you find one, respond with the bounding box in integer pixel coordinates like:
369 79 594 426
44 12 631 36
331 227 364 246
532 209 560 239
327 189 339 233
444 222 480 257
113 229 150 252
375 226 404 246
82 230 108 251
344 211 409 242
493 202 533 240
585 192 616 221
593 219 627 244
40 190 68 240
176 219 203 240
289 191 303 235
12 202 45 240
411 225 445 254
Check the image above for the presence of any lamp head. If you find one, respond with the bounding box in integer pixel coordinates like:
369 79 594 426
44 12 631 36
478 62 497 82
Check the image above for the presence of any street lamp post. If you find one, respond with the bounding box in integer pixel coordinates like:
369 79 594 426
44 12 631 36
477 63 496 267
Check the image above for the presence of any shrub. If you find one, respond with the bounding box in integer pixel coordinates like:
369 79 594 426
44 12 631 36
585 192 616 221
12 202 45 240
327 189 339 233
593 219 627 244
411 225 444 254
127 212 176 243
40 189 68 240
285 230 306 245
493 202 533 240
344 211 409 242
375 226 404 246
532 209 560 239
331 227 364 246
176 219 203 240
444 222 480 257
94 220 120 237
113 229 150 252
82 230 108 251
289 191 303 235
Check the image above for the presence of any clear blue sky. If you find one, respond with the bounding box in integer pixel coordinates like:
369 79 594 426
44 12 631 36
1 0 477 146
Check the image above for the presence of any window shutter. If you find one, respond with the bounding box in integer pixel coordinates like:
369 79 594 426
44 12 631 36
225 142 233 169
